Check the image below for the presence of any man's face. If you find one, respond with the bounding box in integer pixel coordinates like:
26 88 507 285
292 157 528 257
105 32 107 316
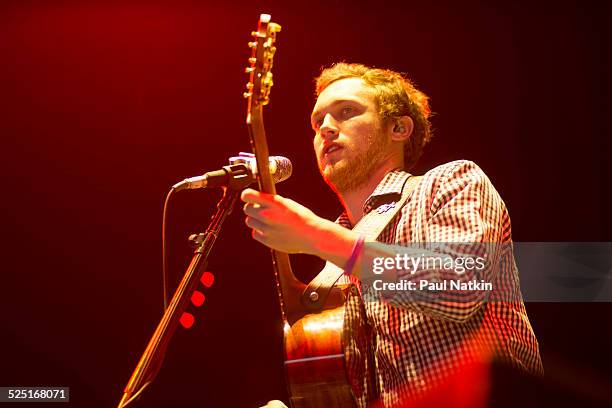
311 77 392 193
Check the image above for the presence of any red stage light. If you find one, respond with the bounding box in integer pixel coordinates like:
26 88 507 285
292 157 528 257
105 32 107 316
201 272 214 288
191 290 205 307
179 312 195 329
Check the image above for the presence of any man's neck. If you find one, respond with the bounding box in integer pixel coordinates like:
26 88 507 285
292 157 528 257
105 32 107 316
337 163 399 225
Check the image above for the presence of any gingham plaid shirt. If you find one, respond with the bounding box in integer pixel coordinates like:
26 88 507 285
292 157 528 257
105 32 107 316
337 160 543 407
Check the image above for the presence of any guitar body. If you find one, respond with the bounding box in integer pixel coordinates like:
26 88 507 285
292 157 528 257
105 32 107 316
284 305 357 408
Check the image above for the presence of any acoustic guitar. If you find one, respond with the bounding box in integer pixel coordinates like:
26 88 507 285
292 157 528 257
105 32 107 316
243 14 357 408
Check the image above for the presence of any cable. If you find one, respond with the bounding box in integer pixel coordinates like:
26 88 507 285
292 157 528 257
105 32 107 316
162 187 175 310
119 381 151 407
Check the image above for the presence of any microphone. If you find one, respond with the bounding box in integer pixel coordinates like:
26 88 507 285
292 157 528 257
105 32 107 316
172 153 292 191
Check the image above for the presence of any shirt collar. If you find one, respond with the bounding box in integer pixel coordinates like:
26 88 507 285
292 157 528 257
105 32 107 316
335 168 411 228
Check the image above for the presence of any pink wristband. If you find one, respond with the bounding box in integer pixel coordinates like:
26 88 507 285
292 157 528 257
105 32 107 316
344 236 365 275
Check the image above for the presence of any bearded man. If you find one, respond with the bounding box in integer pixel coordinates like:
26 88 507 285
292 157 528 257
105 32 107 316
242 63 543 407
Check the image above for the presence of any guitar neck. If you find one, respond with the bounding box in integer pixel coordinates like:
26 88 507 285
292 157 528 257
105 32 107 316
246 105 306 324
247 105 277 195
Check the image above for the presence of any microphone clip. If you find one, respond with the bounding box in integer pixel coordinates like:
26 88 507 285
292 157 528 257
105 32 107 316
220 163 255 191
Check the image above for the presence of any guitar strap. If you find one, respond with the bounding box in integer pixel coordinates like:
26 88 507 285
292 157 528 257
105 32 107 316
301 173 422 311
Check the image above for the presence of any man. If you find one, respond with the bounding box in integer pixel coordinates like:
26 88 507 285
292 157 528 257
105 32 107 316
242 63 543 407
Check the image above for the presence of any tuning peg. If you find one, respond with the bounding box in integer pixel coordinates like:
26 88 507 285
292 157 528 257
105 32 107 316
243 92 252 99
248 41 257 48
248 57 257 64
245 67 255 73
191 290 205 307
269 22 281 33
245 83 254 90
180 312 195 329
201 271 215 288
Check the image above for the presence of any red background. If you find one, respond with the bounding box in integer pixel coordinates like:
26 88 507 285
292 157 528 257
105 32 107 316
1 0 610 406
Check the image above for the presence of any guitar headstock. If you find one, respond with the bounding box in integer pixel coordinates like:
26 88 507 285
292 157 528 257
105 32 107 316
244 14 281 109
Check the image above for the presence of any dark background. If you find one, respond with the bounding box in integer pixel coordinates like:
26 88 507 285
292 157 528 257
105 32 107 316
1 0 610 407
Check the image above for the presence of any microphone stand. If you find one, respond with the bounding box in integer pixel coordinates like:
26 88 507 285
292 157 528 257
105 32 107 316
118 170 251 408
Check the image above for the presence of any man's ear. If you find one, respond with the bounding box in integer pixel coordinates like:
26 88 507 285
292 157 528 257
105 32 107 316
391 116 414 142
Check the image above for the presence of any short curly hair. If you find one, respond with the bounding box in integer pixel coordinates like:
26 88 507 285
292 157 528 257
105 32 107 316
315 63 433 171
